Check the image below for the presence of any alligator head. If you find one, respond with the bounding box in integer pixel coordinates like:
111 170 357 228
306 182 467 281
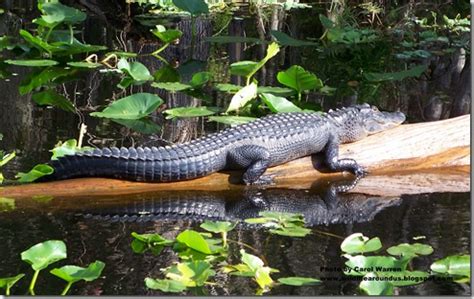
328 103 406 143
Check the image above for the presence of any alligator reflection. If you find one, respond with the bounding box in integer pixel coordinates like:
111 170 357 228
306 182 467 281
79 179 402 226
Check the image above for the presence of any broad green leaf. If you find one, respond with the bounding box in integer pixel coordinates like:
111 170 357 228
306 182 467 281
269 227 311 237
50 260 105 283
257 86 295 96
200 221 236 233
341 233 382 254
152 82 191 91
189 72 212 88
230 61 259 78
32 90 75 112
0 274 25 295
176 230 212 254
172 0 209 15
240 249 264 272
21 240 67 271
117 58 153 82
19 67 75 95
67 61 102 68
319 14 335 29
50 139 93 160
277 277 320 286
166 261 215 287
205 36 266 44
207 116 256 126
131 232 173 255
270 30 318 47
387 243 434 258
164 106 220 119
145 278 187 293
40 2 86 24
112 118 162 134
0 152 15 167
5 59 58 67
260 93 302 113
277 65 323 93
225 82 257 113
430 255 470 277
90 93 163 119
255 267 274 291
359 273 394 295
344 255 401 276
0 197 15 212
19 30 56 53
153 65 180 82
151 25 183 43
364 65 428 82
16 164 54 183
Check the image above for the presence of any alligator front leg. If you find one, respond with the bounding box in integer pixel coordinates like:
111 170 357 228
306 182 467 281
227 145 273 185
324 135 367 177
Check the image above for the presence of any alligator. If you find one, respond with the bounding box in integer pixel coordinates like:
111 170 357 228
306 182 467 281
77 180 402 226
45 103 405 184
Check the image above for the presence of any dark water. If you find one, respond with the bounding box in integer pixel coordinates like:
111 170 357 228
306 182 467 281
0 189 470 296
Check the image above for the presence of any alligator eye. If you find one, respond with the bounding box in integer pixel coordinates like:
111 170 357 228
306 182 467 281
372 106 379 112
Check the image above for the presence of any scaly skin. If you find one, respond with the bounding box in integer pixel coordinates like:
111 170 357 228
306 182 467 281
45 104 405 184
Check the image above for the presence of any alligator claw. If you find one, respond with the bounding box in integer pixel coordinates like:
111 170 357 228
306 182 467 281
354 167 368 177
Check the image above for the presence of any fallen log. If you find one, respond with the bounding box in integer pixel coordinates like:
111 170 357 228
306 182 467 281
0 115 469 199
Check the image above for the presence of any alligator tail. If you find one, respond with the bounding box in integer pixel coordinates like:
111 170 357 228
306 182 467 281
41 146 219 182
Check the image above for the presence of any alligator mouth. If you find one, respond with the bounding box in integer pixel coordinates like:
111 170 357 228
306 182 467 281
367 111 406 134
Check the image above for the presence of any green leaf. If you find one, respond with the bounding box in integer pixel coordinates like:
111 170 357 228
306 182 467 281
189 72 212 88
130 232 173 255
176 230 213 254
200 221 236 234
90 93 163 119
21 240 67 271
153 65 180 82
112 118 162 134
5 59 59 67
19 30 55 53
277 65 323 93
319 14 335 29
277 277 320 286
344 255 402 276
260 93 302 113
230 61 259 78
50 260 105 283
359 273 394 295
255 267 274 291
387 243 434 258
225 82 258 113
269 227 311 237
0 197 15 212
50 139 93 160
430 255 470 277
165 261 215 287
341 233 382 254
40 2 86 24
207 116 256 126
16 164 54 183
117 58 153 83
257 86 296 97
364 65 428 82
151 25 183 44
164 106 220 119
32 90 75 112
67 61 102 68
270 30 318 47
205 36 266 44
19 67 75 95
172 0 209 15
0 274 25 295
240 249 265 272
145 278 187 293
0 152 15 167
152 82 191 91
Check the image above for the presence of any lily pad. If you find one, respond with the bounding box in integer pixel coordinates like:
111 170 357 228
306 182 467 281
176 230 212 254
343 255 402 276
5 59 59 67
145 278 187 293
341 233 382 254
90 93 163 119
50 260 105 283
21 240 67 271
164 106 220 119
260 93 302 113
387 243 434 258
16 164 54 183
277 276 320 286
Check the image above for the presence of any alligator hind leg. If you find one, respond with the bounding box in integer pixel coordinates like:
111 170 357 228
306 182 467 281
324 135 367 177
227 145 273 185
